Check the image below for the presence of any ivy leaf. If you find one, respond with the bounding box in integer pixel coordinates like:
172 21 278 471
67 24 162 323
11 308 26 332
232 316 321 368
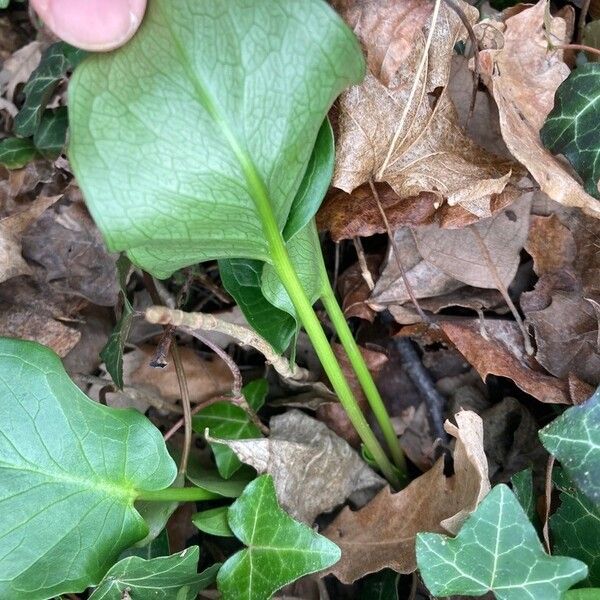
193 506 234 537
217 475 341 600
511 468 536 523
100 255 134 389
0 337 177 599
14 41 85 137
0 137 38 169
192 379 267 478
360 570 400 600
551 469 600 586
88 547 219 600
540 387 600 505
68 0 364 280
185 459 254 498
541 64 600 199
416 484 588 600
33 107 69 158
565 590 600 600
120 528 170 560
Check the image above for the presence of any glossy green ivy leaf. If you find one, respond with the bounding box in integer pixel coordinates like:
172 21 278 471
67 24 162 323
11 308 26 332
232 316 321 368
193 379 267 478
551 469 600 586
88 547 218 600
0 337 177 600
100 255 134 389
0 136 38 168
511 468 536 522
193 506 234 537
33 107 68 158
219 120 334 353
541 64 600 199
121 528 170 560
540 387 600 505
219 258 296 354
68 0 363 280
15 42 85 137
217 475 341 600
416 484 588 600
186 460 254 498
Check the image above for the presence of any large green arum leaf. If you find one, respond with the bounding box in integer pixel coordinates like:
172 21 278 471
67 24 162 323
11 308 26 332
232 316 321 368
540 387 600 505
0 337 201 599
541 64 600 199
217 475 341 600
88 547 219 600
416 485 588 599
68 0 364 280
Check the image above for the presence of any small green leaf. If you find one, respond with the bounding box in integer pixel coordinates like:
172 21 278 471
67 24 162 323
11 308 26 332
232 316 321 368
416 484 588 600
0 137 38 168
100 255 134 389
88 547 218 600
540 387 600 505
511 468 536 522
217 475 341 600
193 506 234 537
0 337 177 599
186 461 254 498
68 0 364 280
219 258 297 354
14 42 85 137
582 21 600 63
360 569 399 600
564 590 600 600
551 469 600 586
33 107 69 158
193 380 267 478
120 528 170 560
541 64 600 199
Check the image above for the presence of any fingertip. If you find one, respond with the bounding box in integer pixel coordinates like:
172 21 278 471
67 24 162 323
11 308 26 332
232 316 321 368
30 0 147 52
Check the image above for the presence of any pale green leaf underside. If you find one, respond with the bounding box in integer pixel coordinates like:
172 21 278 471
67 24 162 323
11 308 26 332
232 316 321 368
0 338 177 600
416 484 587 600
68 0 364 279
217 475 340 600
89 547 219 600
540 386 600 505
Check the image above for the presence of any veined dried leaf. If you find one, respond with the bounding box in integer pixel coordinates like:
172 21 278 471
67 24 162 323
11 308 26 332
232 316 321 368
323 411 490 582
0 41 41 101
207 410 384 524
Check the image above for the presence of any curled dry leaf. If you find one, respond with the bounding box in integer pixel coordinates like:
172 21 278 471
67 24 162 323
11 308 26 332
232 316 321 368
207 409 385 524
0 41 41 101
0 194 60 284
323 411 490 582
440 319 571 404
477 0 600 217
333 0 516 214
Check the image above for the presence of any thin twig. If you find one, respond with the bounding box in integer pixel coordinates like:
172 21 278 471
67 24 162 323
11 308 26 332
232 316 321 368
333 241 341 292
369 179 429 322
377 0 443 180
543 455 555 554
163 394 230 441
352 237 375 290
395 338 449 451
472 229 533 355
552 42 600 58
145 306 310 382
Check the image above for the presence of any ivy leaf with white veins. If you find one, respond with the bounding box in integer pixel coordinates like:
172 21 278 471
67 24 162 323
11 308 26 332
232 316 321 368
88 547 219 600
541 64 600 199
69 0 364 280
217 475 341 600
416 484 588 600
0 337 177 600
540 387 600 505
551 469 600 586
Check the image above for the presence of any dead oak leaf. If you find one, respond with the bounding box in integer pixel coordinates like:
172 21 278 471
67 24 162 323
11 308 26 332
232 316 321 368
333 0 515 213
0 195 60 284
323 411 489 582
477 0 600 217
207 409 385 524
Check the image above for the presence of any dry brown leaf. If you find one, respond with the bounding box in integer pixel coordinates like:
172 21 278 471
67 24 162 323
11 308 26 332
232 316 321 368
0 41 41 101
0 195 60 284
208 409 385 524
477 0 600 217
337 255 381 322
413 193 531 289
323 411 489 582
333 0 515 214
440 319 570 404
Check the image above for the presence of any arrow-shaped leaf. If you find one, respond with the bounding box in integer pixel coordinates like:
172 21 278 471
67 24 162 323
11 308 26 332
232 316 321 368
416 484 588 600
217 475 341 600
0 337 177 599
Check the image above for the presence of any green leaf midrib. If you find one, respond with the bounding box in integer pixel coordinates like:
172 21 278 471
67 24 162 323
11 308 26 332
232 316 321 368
157 2 280 260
